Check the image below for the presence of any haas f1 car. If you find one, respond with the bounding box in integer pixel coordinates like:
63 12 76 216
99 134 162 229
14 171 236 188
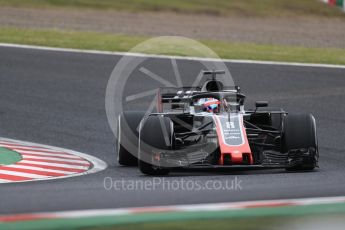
117 70 319 175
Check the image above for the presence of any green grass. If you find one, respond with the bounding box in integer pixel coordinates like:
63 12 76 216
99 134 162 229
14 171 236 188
1 27 344 65
86 215 345 230
0 147 22 165
0 0 344 17
87 217 281 230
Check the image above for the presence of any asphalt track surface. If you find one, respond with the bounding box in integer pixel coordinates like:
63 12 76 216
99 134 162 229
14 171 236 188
0 46 345 215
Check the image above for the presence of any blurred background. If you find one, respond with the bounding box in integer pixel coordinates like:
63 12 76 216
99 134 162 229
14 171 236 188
0 0 344 64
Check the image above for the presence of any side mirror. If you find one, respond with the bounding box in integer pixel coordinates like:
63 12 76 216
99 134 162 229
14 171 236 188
255 101 268 108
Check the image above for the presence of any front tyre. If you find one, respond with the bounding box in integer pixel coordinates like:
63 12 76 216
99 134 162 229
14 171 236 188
138 116 173 175
283 113 319 171
117 111 145 166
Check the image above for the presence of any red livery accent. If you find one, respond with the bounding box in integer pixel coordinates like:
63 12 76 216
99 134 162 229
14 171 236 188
213 114 253 165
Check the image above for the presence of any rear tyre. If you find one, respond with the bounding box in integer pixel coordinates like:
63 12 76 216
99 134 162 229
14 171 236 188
283 113 319 171
138 116 172 175
117 111 145 166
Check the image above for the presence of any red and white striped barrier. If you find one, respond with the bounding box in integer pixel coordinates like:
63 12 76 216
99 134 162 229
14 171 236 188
0 138 106 183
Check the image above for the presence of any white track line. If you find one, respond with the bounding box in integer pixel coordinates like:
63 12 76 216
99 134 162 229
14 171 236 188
5 147 64 153
4 165 75 175
0 169 47 179
1 43 345 69
13 149 81 158
0 142 47 149
21 155 89 164
20 160 90 170
18 151 81 159
1 145 67 153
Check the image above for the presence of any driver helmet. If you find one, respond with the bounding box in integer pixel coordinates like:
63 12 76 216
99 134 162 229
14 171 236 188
198 98 220 113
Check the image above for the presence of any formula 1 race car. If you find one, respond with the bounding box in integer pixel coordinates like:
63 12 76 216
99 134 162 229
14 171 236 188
117 70 319 175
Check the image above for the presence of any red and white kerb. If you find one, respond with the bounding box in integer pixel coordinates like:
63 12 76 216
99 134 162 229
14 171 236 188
0 140 93 183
